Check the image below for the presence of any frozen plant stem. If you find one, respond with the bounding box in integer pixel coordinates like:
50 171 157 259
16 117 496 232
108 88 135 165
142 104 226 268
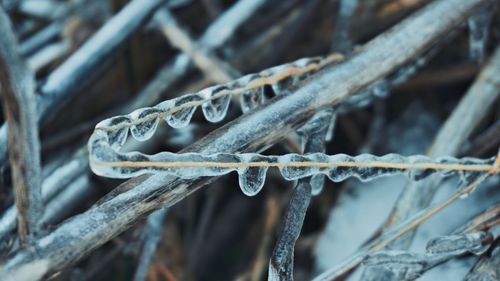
379 42 500 247
269 180 312 281
0 8 43 243
312 175 491 281
268 110 332 280
1 0 491 278
0 0 166 167
359 41 500 281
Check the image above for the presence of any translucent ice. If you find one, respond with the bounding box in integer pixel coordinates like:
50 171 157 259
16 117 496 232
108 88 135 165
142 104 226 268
130 108 160 142
201 89 231 123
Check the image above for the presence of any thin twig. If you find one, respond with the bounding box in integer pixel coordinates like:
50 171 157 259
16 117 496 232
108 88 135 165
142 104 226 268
359 42 500 280
312 175 491 281
381 42 500 246
0 7 43 244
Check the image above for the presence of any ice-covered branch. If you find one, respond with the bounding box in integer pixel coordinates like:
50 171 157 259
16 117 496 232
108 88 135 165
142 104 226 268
0 0 166 167
0 7 43 243
376 41 500 254
312 174 492 281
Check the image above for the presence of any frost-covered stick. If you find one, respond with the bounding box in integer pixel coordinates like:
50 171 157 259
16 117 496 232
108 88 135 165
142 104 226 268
312 175 490 281
269 180 312 281
331 0 359 52
0 0 266 240
154 8 240 83
0 148 88 241
0 0 166 168
132 209 168 281
363 232 494 281
1 0 487 277
0 7 43 244
268 111 332 280
359 40 500 281
463 237 500 281
383 43 500 244
363 203 500 281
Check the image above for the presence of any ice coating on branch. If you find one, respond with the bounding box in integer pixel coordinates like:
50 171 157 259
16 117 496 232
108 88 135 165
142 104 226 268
426 232 491 256
90 54 342 135
88 124 496 196
364 232 492 280
468 9 493 63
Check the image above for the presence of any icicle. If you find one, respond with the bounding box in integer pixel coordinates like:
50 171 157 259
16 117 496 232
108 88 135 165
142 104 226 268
165 107 196 128
468 8 493 63
165 94 204 128
237 154 268 196
201 87 231 122
325 114 337 142
129 108 160 142
108 127 129 149
240 87 264 113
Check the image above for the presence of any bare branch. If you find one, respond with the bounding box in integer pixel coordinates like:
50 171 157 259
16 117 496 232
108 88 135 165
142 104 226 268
0 7 43 243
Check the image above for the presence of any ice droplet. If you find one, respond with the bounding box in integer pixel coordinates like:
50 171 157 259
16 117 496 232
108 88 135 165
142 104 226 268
108 127 129 149
104 116 131 149
240 87 264 113
237 162 268 197
130 108 160 142
310 174 325 195
165 106 196 128
164 94 203 128
201 87 231 122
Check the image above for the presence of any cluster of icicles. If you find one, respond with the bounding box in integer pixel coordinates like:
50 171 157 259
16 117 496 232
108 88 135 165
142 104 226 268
88 53 498 197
